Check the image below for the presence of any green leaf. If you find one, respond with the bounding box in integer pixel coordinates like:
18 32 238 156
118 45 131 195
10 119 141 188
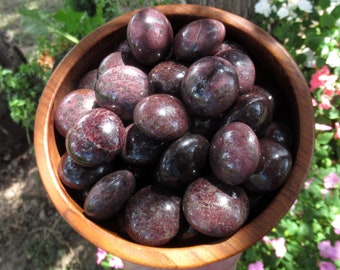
320 157 333 168
320 14 336 28
0 68 13 76
328 107 339 120
336 144 340 163
334 261 340 270
272 24 293 43
317 132 335 145
284 220 299 236
53 6 104 40
295 54 307 65
312 219 323 233
319 0 331 9
331 5 340 18
316 57 326 68
306 35 324 51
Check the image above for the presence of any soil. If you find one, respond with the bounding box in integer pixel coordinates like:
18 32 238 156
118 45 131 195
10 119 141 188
0 151 103 270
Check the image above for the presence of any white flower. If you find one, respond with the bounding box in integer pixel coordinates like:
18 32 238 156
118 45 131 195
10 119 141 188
326 50 340 68
297 0 313 13
288 0 300 10
295 47 316 68
255 0 272 17
277 6 289 19
303 47 316 68
285 2 299 19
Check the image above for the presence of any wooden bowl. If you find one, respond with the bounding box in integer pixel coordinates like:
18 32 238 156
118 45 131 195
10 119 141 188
34 4 315 269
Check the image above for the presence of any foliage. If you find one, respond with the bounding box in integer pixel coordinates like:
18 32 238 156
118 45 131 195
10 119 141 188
239 0 340 269
0 49 51 132
18 1 106 47
98 0 182 22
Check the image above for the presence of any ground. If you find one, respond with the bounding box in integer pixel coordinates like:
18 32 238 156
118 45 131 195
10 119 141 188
0 151 102 270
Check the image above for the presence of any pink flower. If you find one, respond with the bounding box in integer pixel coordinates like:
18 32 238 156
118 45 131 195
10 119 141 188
271 237 287 258
108 256 124 269
318 240 335 259
318 240 340 261
248 261 264 270
323 172 340 189
262 235 271 244
304 178 314 189
323 74 339 96
334 122 340 139
310 65 339 94
310 65 331 92
319 261 337 270
315 123 333 131
262 236 287 257
96 248 107 265
319 94 332 110
332 215 340 235
334 241 340 260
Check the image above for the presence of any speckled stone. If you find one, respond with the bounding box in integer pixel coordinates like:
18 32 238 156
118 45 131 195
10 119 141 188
182 177 250 237
181 56 239 117
133 94 190 141
222 92 274 136
66 108 125 167
77 69 98 90
58 153 113 190
54 89 97 137
264 121 293 149
215 49 256 95
127 8 173 66
98 51 125 77
156 134 209 189
242 138 292 195
84 170 136 221
121 124 168 165
209 122 261 185
148 61 187 97
96 65 151 121
173 19 226 62
124 185 181 246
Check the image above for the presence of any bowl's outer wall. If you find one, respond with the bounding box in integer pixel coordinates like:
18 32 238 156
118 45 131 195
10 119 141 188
34 4 315 269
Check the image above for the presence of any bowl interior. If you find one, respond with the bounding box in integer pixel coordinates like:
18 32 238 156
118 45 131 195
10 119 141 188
34 4 314 269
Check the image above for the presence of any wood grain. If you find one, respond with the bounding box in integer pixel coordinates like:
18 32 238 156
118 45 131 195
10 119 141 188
34 4 315 269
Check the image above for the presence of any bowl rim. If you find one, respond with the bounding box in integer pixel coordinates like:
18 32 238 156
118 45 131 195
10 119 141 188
34 4 315 269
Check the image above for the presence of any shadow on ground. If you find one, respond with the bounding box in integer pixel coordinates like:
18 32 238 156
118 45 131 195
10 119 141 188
0 151 103 270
